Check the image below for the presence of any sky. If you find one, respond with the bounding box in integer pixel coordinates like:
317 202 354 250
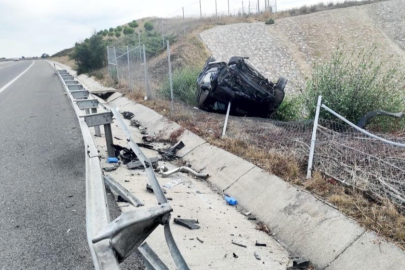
0 0 356 58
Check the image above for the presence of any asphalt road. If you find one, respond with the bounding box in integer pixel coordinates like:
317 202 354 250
0 60 93 269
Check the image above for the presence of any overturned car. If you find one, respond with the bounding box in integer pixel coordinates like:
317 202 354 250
196 56 287 117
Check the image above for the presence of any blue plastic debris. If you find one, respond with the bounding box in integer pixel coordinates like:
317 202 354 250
107 157 119 163
224 195 237 206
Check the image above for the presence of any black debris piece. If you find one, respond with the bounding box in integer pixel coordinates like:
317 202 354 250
122 111 134 120
114 137 122 140
232 240 247 248
159 141 185 161
197 237 204 243
233 253 238 259
248 217 257 221
255 241 267 247
130 119 141 127
103 165 119 172
146 184 167 194
287 258 310 270
137 143 155 150
167 197 173 201
142 135 154 143
173 218 200 230
112 144 138 164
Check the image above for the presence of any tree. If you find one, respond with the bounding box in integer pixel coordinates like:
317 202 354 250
123 26 135 35
41 53 49 58
129 20 138 28
109 27 114 32
144 22 154 31
71 33 106 74
115 32 121 38
115 26 122 32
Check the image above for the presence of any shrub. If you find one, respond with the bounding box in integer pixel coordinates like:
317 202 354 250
115 32 121 38
102 30 108 36
108 32 114 37
159 66 201 105
265 18 275 25
70 33 106 75
142 31 176 56
109 27 114 32
271 96 305 121
304 45 405 130
116 26 122 32
123 26 135 35
128 20 139 28
144 22 154 31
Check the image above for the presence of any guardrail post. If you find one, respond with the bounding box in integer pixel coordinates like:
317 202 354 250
104 124 115 158
92 108 101 137
306 95 322 179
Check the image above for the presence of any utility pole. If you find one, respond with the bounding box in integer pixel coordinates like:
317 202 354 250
258 0 260 13
228 0 230 16
275 0 277 13
242 1 244 15
199 0 202 18
215 0 218 17
249 1 250 15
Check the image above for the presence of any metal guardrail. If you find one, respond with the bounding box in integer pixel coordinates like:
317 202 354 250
53 64 190 270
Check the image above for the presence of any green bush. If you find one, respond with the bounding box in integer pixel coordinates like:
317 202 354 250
159 67 201 105
144 22 154 31
271 96 305 121
109 27 114 32
108 32 114 37
142 31 176 56
115 32 121 38
265 18 275 25
102 30 108 36
305 45 405 130
123 26 135 35
70 33 106 75
128 20 139 28
116 26 122 32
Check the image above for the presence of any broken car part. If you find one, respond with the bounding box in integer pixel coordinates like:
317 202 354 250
287 258 310 270
128 157 159 170
104 175 144 207
231 240 247 248
121 111 134 120
173 218 200 230
159 141 185 160
255 241 267 247
160 166 209 179
196 56 287 117
357 110 404 128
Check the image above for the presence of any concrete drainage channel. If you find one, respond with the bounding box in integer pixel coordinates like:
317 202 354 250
52 62 405 270
55 67 190 270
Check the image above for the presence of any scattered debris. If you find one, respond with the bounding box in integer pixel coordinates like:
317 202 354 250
102 164 119 172
137 143 154 150
163 179 184 189
233 253 238 259
127 157 159 170
166 197 173 201
116 195 128 203
232 240 247 248
114 137 122 140
287 258 310 270
107 157 119 163
111 144 137 164
197 237 204 243
255 241 267 247
256 222 271 235
248 217 257 221
254 252 261 260
142 135 153 143
224 194 238 206
146 184 167 194
244 211 252 216
173 218 200 230
121 111 134 120
161 166 209 179
130 119 141 127
159 141 185 161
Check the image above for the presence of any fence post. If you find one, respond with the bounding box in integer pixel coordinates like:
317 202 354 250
199 0 202 18
215 0 218 17
127 45 131 90
182 7 185 37
113 46 119 83
222 102 231 137
306 95 322 179
106 46 110 77
142 44 151 99
275 0 277 12
228 0 230 16
161 18 165 47
166 40 174 112
242 1 244 15
257 0 260 13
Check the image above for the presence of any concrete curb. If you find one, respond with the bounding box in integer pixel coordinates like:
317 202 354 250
108 96 405 270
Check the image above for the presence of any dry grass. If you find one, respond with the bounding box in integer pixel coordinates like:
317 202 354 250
50 55 77 69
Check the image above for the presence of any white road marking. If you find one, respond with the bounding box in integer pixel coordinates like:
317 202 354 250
0 61 35 95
